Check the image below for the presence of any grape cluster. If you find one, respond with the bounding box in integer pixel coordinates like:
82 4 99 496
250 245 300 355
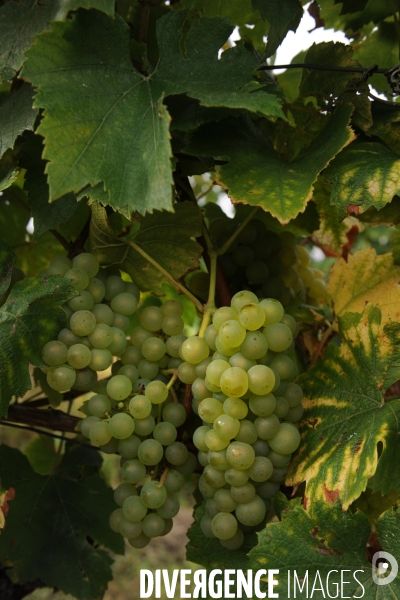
209 216 327 307
177 291 303 549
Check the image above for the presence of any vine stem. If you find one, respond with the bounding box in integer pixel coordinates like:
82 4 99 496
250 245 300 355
307 325 334 370
166 370 178 390
159 466 170 487
198 251 217 338
127 240 204 314
217 206 259 256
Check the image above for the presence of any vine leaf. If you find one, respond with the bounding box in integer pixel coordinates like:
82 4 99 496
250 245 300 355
249 496 400 599
21 9 284 216
89 202 203 295
0 84 38 158
0 164 18 192
0 445 124 600
327 248 400 323
186 105 354 223
324 142 400 218
288 305 400 508
0 0 115 82
0 239 16 296
253 0 303 57
0 276 76 417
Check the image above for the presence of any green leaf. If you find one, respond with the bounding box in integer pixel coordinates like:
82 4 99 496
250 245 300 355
90 202 203 295
0 163 18 192
0 188 30 248
20 133 80 239
353 21 398 94
0 84 38 158
0 276 75 416
336 0 369 14
249 498 400 599
327 248 400 323
0 444 123 599
0 0 115 82
253 0 303 57
186 105 354 223
0 239 16 296
288 305 400 508
21 10 284 216
324 142 400 219
24 436 59 475
166 95 244 132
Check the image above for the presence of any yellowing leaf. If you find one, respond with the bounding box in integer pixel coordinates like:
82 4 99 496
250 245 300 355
327 248 400 323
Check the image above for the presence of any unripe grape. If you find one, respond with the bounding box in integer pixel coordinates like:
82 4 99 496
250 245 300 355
108 413 135 439
108 327 127 355
249 392 276 417
120 518 142 539
229 352 256 372
259 298 284 326
226 441 255 470
89 348 112 371
111 292 138 316
128 533 150 548
220 367 248 398
284 404 304 423
239 303 265 331
88 323 113 349
284 382 303 407
208 449 229 471
231 290 258 313
254 415 280 440
204 324 218 351
274 396 289 418
211 512 238 540
163 469 185 495
89 421 112 446
72 368 97 391
162 315 184 336
142 513 165 538
72 253 99 278
223 397 248 420
139 306 163 332
47 366 76 391
213 414 240 440
121 345 143 366
70 310 96 336
162 403 186 427
58 328 81 348
235 495 266 526
138 439 163 466
162 298 184 316
145 380 168 404
248 456 274 482
42 340 68 366
88 394 111 417
141 481 167 509
269 423 301 454
109 508 123 533
118 435 141 459
153 422 177 446
220 528 244 550
198 398 224 423
91 303 114 326
68 290 94 312
225 468 249 486
64 268 89 291
112 312 130 332
218 320 246 347
114 483 138 507
134 415 155 436
240 331 268 360
80 415 100 437
205 429 229 452
165 442 188 466
141 337 166 362
123 495 147 522
212 307 239 330
181 336 209 365
263 323 293 352
235 420 257 444
166 334 187 358
247 365 275 395
214 489 238 513
107 375 132 400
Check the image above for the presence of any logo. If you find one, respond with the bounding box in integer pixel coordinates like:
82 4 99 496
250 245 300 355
372 552 398 586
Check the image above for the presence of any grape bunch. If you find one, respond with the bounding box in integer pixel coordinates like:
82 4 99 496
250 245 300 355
208 216 327 307
177 291 303 549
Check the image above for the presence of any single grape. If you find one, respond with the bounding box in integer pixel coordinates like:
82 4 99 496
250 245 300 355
249 392 276 417
284 382 303 407
88 324 113 349
114 482 138 507
284 404 304 423
153 422 177 446
257 481 280 500
259 298 284 326
191 378 209 402
118 434 141 459
73 253 99 278
119 364 139 385
274 396 289 418
130 327 153 349
141 337 166 362
89 348 112 371
128 394 151 419
231 290 258 313
145 380 168 404
252 439 270 457
138 439 163 466
181 336 209 365
198 476 217 499
138 359 159 380
68 290 94 312
198 398 224 423
165 441 188 466
220 528 244 550
226 441 255 470
239 304 265 331
269 422 301 454
108 413 135 439
225 468 249 486
58 328 81 348
166 334 187 359
141 480 167 509
204 325 218 351
205 360 230 388
120 458 146 484
247 365 275 396
268 451 291 468
254 415 280 440
220 367 248 399
211 512 238 540
248 456 274 482
121 345 143 366
178 361 197 384
213 414 240 440
162 298 184 316
47 366 76 392
162 403 186 427
123 495 147 523
229 352 256 372
269 466 288 483
128 533 150 548
67 343 91 369
120 518 142 539
80 415 100 437
88 394 111 417
230 482 256 504
200 514 216 538
162 314 184 336
89 421 112 446
263 323 293 352
91 303 114 326
86 278 105 303
193 425 211 452
110 292 137 316
163 469 185 495
240 331 268 360
235 420 257 444
70 310 96 336
142 513 165 538
134 414 155 436
112 312 130 332
212 307 239 330
269 355 295 381
104 276 125 301
214 489 238 513
205 498 219 518
107 375 132 400
109 508 123 533
203 465 226 488
218 320 246 347
212 351 230 362
42 340 68 367
72 368 97 391
198 451 209 467
139 306 163 332
223 397 248 420
47 261 70 276
64 268 89 291
205 429 229 451
208 449 229 471
235 495 266 526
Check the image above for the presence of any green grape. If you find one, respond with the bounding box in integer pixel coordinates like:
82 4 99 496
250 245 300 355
138 359 159 380
178 361 197 384
203 465 226 488
112 312 130 332
62 304 74 320
47 262 70 277
198 476 217 499
214 335 240 357
92 379 109 395
229 352 256 372
58 328 81 348
205 498 219 518
88 324 113 349
252 439 270 457
167 356 182 369
73 253 99 278
239 303 265 331
121 345 143 366
284 382 303 407
129 394 151 419
114 482 138 507
275 380 288 396
165 441 188 466
248 456 273 482
204 324 218 351
205 429 229 452
142 513 165 538
50 256 72 269
79 336 92 349
158 355 169 368
232 245 254 268
225 468 249 486
249 392 276 417
220 528 244 550
198 451 209 467
69 310 96 336
281 313 298 337
124 281 140 300
226 441 255 470
284 404 304 423
246 260 269 285
128 532 150 548
181 336 209 365
134 415 155 436
240 331 268 360
72 368 97 391
195 357 212 379
257 481 280 500
175 453 197 475
271 369 281 393
269 355 295 380
212 307 239 330
268 451 291 468
263 323 293 352
162 298 184 316
162 314 184 336
269 422 301 454
120 518 142 539
141 481 167 509
80 415 100 437
108 413 135 439
198 398 224 423
107 375 133 400
92 303 114 326
193 425 210 451
47 366 76 392
89 348 112 371
118 434 141 459
139 306 163 332
138 439 163 466
213 414 240 440
130 326 153 349
208 449 229 471
109 508 123 533
64 268 89 291
123 495 148 522
231 290 258 313
163 469 185 495
160 518 173 537
153 422 177 446
205 360 230 387
144 380 168 404
166 334 187 358
220 367 248 399
66 343 91 369
99 437 119 454
259 298 284 326
200 514 216 538
257 350 276 367
218 320 246 347
191 378 208 402
104 276 125 301
269 466 288 483
86 278 105 303
88 394 111 417
119 364 139 385
235 420 257 444
254 415 280 440
235 495 266 526
162 402 186 427
42 340 68 366
212 351 229 362
223 397 248 420
214 489 238 513
211 512 238 540
141 337 166 362
110 292 137 316
230 482 256 504
89 421 111 446
274 396 289 418
247 365 275 396
120 458 146 484
68 290 94 312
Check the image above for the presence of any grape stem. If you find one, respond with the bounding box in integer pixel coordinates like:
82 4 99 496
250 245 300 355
198 250 217 338
307 324 335 370
127 240 204 313
159 466 170 487
217 206 260 256
166 370 178 390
